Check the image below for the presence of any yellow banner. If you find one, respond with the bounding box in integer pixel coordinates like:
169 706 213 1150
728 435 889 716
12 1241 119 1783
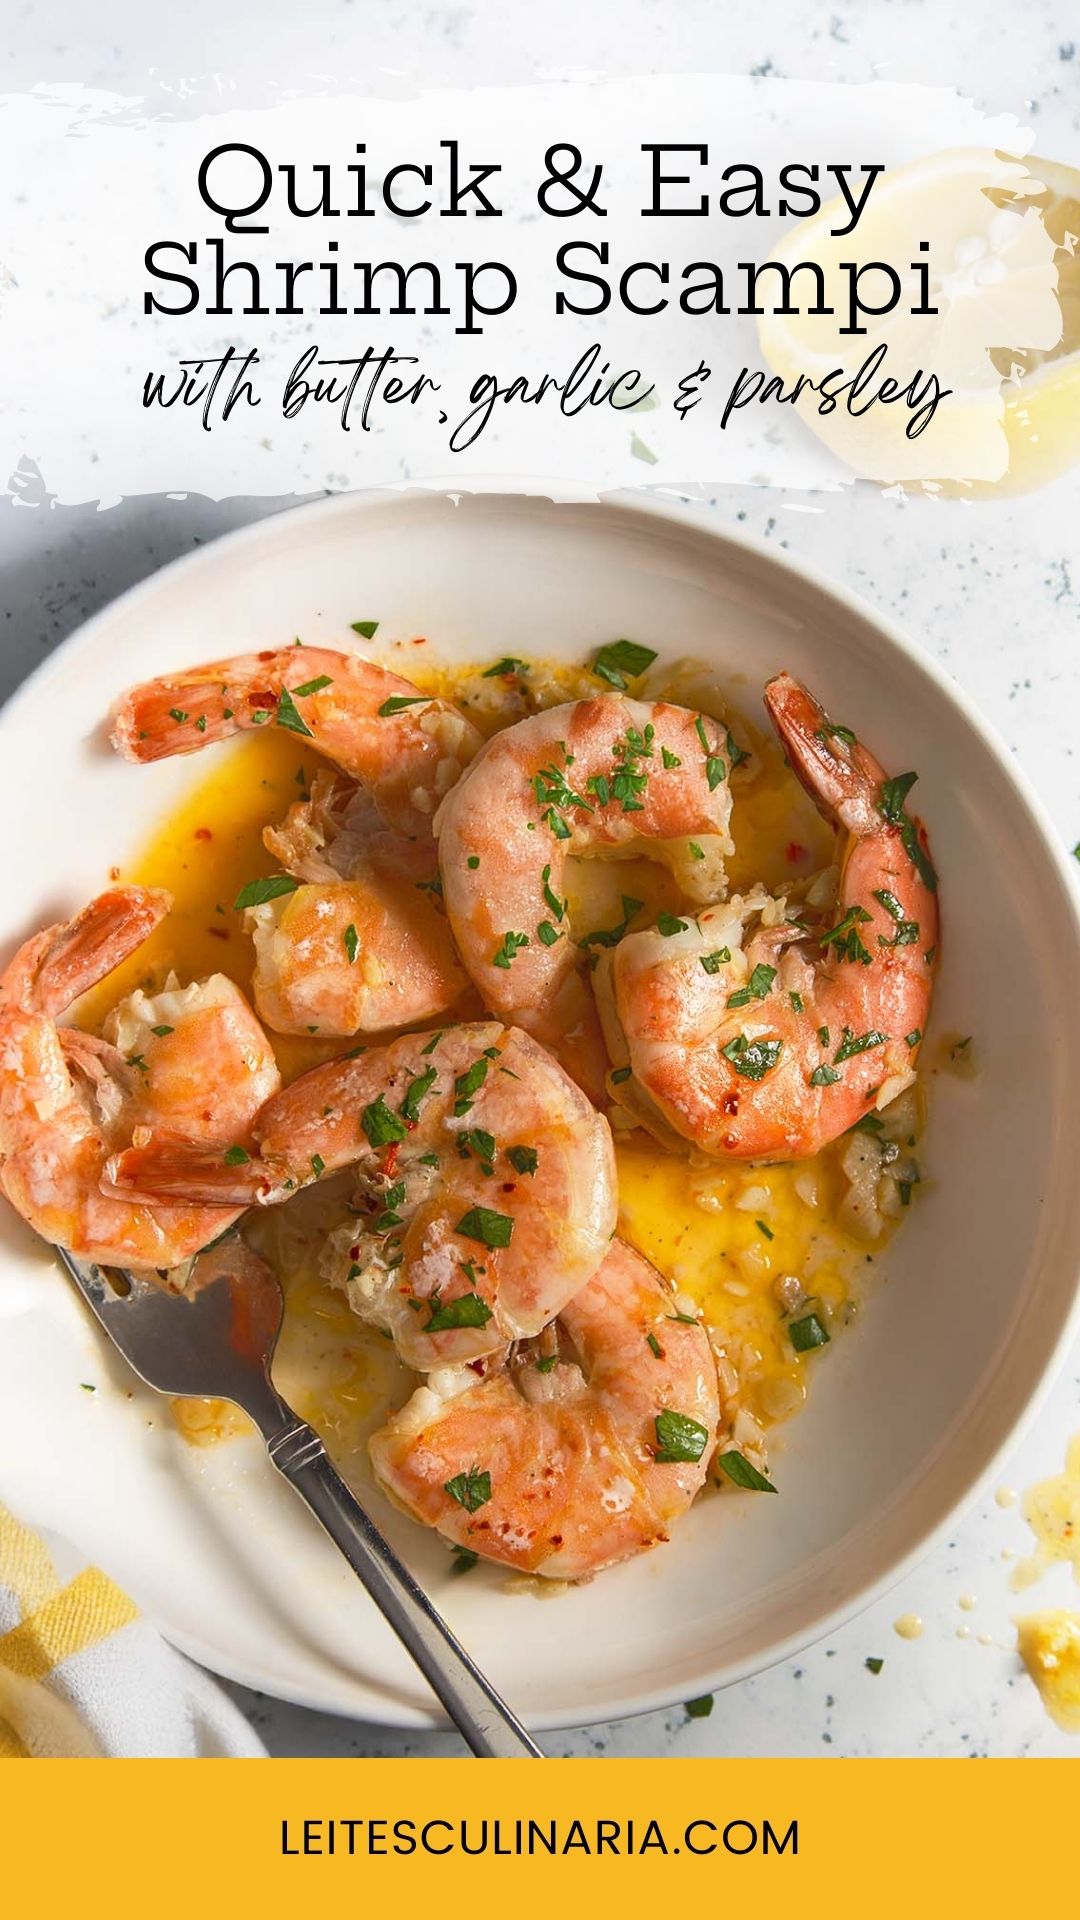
0 1756 1072 1913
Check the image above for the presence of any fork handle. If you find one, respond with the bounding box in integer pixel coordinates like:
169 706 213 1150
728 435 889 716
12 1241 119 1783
263 1413 542 1758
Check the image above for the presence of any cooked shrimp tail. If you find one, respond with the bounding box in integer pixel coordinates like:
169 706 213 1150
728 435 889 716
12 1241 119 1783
1 886 170 1020
101 1135 272 1208
111 646 482 839
0 890 280 1270
763 673 934 861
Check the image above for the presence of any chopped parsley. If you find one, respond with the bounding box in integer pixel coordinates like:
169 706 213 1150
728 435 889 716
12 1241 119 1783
233 873 299 911
820 904 873 965
662 746 682 770
581 894 643 950
685 1695 715 1719
878 771 938 893
789 1311 830 1353
537 920 561 946
608 724 654 812
657 913 688 937
467 855 480 870
721 1034 783 1081
717 1451 777 1493
361 1095 409 1148
492 930 530 969
343 923 359 965
482 656 527 677
700 948 732 975
292 674 333 697
458 1127 496 1174
350 620 379 638
533 762 592 838
726 961 776 1007
833 1027 887 1064
507 1145 538 1177
444 1468 491 1513
865 1656 884 1675
536 1353 559 1374
425 1292 493 1333
310 1154 325 1178
610 1065 632 1085
168 708 188 724
275 686 313 737
694 714 726 789
541 864 566 922
654 1409 710 1464
789 991 804 1014
421 1031 444 1056
449 1544 479 1574
400 1066 438 1124
456 1206 515 1249
377 694 430 717
725 728 751 770
755 1218 774 1240
223 1145 250 1165
453 1058 489 1115
815 722 856 746
646 1332 663 1358
150 1024 174 1038
809 1064 841 1087
591 639 658 688
905 1028 922 1048
874 887 919 947
126 1053 148 1074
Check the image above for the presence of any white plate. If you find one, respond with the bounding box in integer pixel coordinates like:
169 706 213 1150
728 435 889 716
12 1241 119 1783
2 486 1079 1732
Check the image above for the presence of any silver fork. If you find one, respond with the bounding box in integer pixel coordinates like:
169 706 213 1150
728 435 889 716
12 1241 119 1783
56 1244 542 1758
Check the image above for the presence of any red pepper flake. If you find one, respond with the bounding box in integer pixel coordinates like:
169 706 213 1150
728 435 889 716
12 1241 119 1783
248 689 277 710
382 1142 400 1178
468 1358 485 1374
194 827 212 842
109 866 121 881
786 842 806 864
257 649 276 661
207 926 229 941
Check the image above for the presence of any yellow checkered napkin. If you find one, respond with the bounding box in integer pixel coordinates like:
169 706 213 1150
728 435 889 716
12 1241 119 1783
0 1505 265 1757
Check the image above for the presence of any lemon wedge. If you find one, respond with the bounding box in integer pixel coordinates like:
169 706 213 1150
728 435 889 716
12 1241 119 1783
756 148 1077 490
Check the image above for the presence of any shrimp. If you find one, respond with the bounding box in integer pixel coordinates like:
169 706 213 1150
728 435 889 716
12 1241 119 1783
247 772 469 1037
104 1021 617 1370
111 645 482 840
369 1239 720 1579
605 672 939 1160
435 696 734 1098
0 889 280 1268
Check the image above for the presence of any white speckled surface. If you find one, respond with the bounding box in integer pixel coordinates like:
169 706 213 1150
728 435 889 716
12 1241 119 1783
2 1 1078 1756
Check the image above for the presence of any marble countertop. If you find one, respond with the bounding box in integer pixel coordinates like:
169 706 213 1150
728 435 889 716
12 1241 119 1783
1 0 1078 1758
